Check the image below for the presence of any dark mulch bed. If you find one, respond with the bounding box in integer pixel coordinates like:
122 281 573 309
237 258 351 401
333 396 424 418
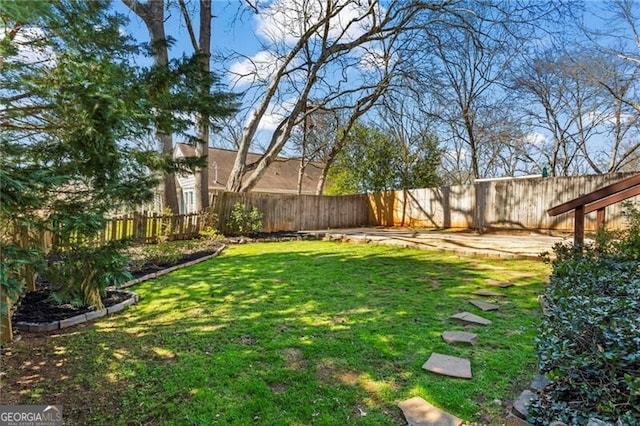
12 247 222 325
12 290 132 323
130 248 219 278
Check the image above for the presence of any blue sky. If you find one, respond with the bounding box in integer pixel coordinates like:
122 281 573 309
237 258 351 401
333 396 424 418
113 1 260 68
112 1 277 146
111 0 389 152
109 1 639 175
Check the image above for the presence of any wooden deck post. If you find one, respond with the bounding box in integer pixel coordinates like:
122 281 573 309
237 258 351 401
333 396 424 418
596 208 606 230
574 205 585 247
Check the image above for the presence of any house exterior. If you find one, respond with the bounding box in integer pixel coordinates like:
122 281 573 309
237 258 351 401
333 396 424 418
174 143 325 213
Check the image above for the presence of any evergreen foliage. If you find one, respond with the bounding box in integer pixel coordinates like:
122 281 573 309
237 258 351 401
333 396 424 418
326 123 441 194
0 0 234 310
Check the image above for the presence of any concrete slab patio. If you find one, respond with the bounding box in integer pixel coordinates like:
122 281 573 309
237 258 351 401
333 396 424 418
303 227 567 259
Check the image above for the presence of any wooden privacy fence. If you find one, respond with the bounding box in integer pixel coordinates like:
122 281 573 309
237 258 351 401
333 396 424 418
212 191 370 234
368 172 640 232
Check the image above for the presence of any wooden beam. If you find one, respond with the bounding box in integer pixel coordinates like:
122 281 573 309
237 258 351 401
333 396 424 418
548 174 640 216
584 184 640 215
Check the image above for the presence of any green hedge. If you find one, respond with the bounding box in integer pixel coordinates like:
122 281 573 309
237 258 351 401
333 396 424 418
530 210 640 424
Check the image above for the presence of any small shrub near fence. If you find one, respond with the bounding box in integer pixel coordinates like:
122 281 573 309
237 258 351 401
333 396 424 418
226 203 263 237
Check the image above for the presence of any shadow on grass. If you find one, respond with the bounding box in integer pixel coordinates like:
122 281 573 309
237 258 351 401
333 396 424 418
3 242 548 425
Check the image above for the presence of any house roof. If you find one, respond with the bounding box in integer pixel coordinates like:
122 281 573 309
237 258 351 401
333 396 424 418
174 143 325 194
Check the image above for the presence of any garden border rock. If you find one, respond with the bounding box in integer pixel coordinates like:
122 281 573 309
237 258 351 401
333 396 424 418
15 290 139 332
15 244 227 332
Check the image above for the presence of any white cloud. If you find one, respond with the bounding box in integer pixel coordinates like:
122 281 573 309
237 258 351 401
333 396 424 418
255 0 379 46
228 50 283 88
523 132 548 146
357 45 388 71
587 110 637 127
253 98 296 132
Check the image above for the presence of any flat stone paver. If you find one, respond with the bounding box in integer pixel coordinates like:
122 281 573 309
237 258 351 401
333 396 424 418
450 311 492 326
512 390 537 419
486 279 514 288
469 299 500 311
530 374 550 392
398 397 463 426
441 331 478 345
473 289 506 297
422 353 472 379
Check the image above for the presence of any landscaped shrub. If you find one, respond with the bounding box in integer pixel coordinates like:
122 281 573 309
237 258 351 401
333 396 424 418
226 202 263 237
530 209 640 425
45 242 132 310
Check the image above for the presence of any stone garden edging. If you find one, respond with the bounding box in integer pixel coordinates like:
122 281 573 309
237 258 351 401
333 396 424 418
15 244 227 332
117 243 226 289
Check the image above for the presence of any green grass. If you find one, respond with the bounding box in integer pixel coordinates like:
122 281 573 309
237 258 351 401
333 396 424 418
4 241 549 425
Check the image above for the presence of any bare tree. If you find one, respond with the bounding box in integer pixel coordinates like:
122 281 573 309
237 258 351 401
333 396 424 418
576 0 640 171
410 1 552 182
288 103 338 194
223 0 457 193
583 54 640 172
513 48 635 176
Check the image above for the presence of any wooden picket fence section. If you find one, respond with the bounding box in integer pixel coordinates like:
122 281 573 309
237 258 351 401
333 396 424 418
0 210 215 343
41 211 214 251
101 211 211 244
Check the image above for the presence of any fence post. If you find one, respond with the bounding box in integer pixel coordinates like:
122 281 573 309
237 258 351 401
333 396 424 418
214 192 228 235
19 225 36 292
0 288 12 344
151 212 158 242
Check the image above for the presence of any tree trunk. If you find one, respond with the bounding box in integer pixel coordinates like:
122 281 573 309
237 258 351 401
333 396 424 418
122 0 179 213
198 0 212 209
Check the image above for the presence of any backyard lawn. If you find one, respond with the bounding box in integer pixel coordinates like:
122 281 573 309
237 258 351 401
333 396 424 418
2 241 549 425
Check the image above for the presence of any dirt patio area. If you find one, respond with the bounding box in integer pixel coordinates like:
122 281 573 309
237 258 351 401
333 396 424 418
302 227 570 260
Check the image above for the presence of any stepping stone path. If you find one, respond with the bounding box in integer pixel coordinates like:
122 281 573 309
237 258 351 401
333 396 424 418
469 299 500 311
398 397 463 426
473 289 506 297
401 277 520 425
441 331 477 345
485 279 514 288
422 353 472 379
450 311 492 326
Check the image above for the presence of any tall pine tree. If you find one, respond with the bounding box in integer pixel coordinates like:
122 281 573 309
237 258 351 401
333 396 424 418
1 0 234 311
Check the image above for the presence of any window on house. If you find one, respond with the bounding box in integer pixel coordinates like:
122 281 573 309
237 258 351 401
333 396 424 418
182 191 194 213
